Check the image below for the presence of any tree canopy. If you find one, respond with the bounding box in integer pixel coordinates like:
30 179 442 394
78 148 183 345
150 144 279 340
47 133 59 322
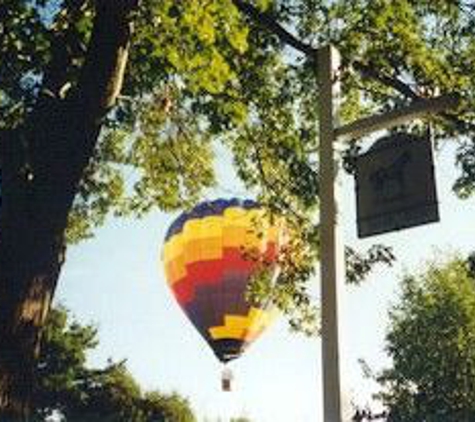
34 305 196 422
5 1 475 213
376 257 475 421
3 1 475 324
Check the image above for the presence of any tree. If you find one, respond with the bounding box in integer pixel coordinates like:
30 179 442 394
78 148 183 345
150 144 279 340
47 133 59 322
33 305 98 420
32 305 196 422
140 392 195 422
2 1 475 418
0 1 250 417
376 257 475 421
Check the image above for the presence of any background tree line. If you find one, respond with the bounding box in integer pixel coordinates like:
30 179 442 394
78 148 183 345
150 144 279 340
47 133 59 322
352 254 475 421
33 305 196 422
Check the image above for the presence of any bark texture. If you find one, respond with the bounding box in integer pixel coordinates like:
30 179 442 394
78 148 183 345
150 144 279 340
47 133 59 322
0 1 138 419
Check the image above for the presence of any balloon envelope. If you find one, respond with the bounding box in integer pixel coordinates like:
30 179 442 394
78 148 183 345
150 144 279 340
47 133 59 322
162 198 283 363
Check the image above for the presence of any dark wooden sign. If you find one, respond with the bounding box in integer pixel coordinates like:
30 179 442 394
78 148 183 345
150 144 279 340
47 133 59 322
355 133 439 238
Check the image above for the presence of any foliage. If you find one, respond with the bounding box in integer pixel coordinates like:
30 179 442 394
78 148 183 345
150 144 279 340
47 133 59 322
140 391 195 422
346 245 396 286
376 257 475 421
33 306 196 422
4 0 475 330
34 305 98 420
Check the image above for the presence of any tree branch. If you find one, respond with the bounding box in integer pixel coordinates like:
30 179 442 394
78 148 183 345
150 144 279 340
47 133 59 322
232 0 316 57
352 61 419 100
41 0 89 100
74 0 139 120
232 1 422 97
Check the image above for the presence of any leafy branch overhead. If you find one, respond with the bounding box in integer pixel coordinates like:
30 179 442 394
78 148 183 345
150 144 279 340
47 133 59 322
2 1 475 327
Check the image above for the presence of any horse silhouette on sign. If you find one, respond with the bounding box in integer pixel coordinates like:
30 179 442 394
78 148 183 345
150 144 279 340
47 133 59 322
369 151 411 203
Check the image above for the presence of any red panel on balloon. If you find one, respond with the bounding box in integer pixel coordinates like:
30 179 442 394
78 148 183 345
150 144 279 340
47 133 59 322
172 247 263 306
172 278 194 306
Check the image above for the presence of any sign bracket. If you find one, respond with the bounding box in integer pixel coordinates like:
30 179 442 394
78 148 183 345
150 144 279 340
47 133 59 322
335 94 459 142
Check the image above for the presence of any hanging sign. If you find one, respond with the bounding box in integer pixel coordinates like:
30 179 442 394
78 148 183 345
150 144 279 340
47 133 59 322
355 132 439 238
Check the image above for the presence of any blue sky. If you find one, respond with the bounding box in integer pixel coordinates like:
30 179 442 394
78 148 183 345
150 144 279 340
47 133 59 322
54 140 475 422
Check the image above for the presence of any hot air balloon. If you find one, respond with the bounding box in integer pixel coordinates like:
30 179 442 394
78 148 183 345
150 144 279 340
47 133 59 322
162 198 285 388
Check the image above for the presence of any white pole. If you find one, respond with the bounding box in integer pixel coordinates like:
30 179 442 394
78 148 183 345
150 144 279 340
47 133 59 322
317 45 343 422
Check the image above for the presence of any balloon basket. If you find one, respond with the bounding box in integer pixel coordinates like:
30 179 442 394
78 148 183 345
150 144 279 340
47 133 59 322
221 366 233 392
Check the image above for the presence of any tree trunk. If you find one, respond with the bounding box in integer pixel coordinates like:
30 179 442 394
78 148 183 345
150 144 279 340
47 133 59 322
0 1 137 418
0 262 63 421
0 100 101 420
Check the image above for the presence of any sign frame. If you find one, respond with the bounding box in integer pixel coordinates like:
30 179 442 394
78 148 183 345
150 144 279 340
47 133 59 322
355 132 439 238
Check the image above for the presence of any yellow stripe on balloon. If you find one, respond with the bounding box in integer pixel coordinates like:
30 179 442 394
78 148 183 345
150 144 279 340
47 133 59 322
209 325 246 340
223 206 249 220
163 216 221 263
183 216 223 244
249 307 277 331
221 224 247 248
226 314 251 330
200 215 225 238
185 237 223 262
209 315 248 340
243 308 276 342
208 308 276 341
164 257 187 286
162 234 185 265
182 218 205 241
